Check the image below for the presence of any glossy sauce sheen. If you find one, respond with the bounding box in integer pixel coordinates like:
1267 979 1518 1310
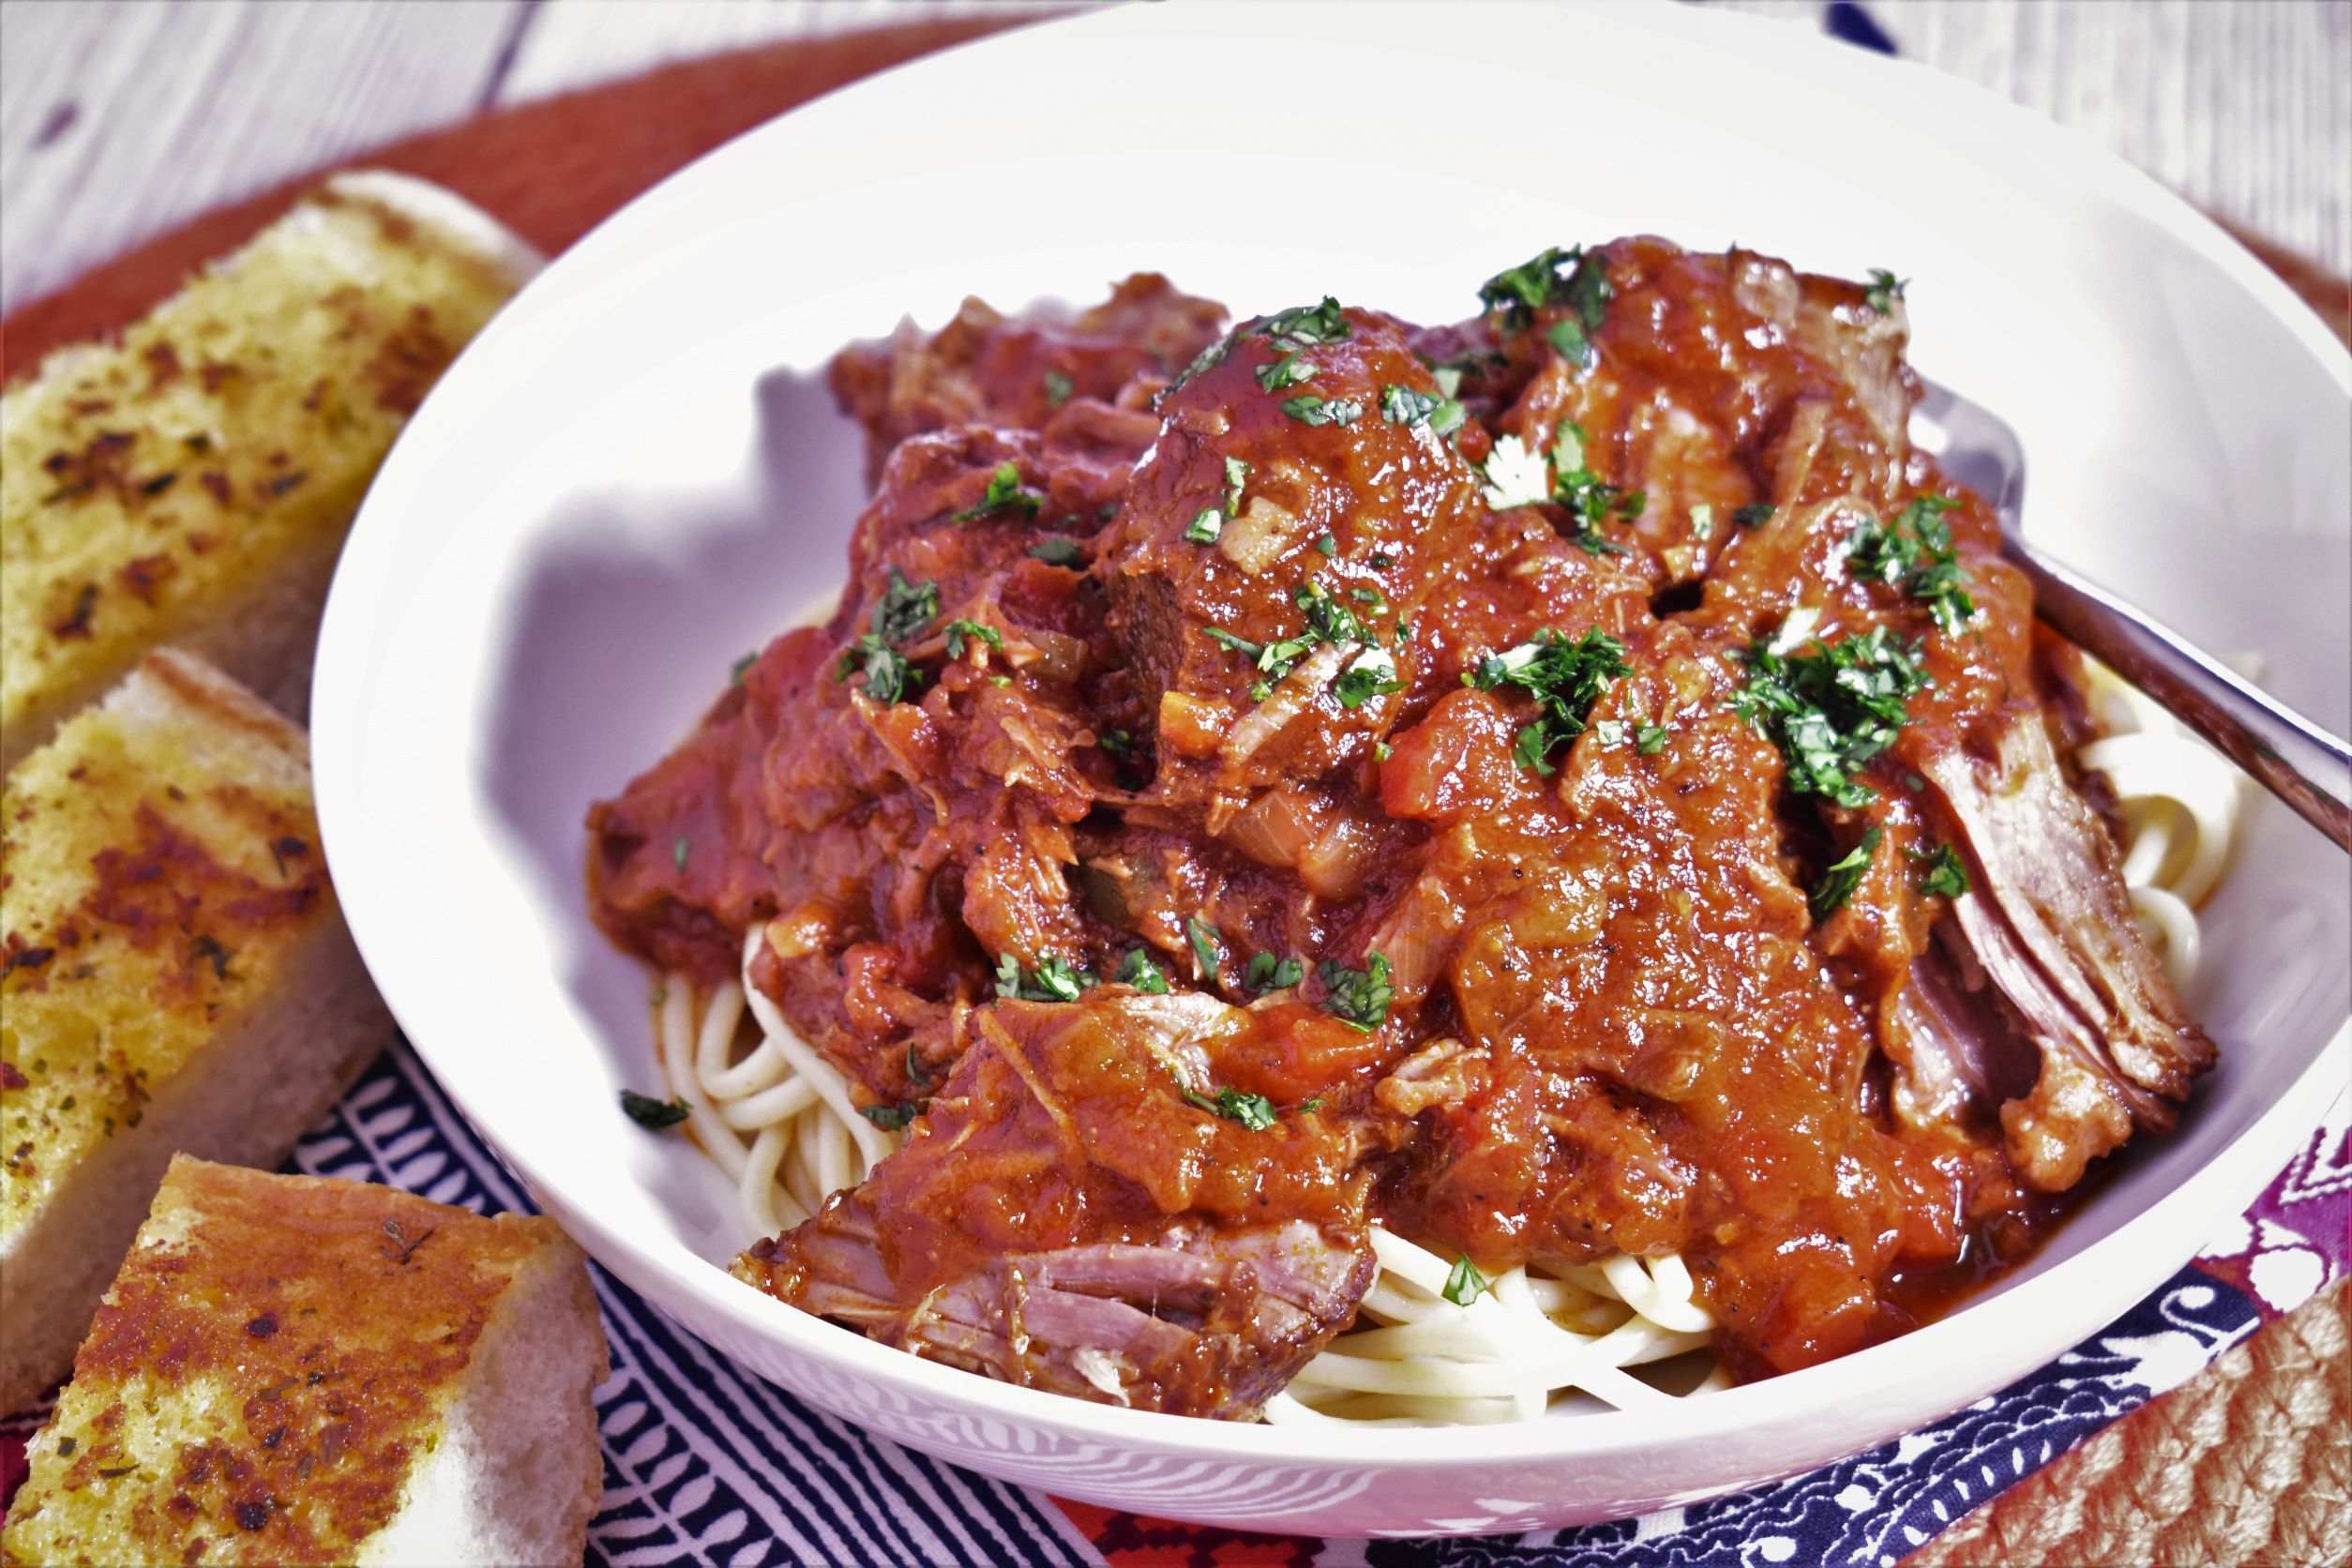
589 249 2211 1407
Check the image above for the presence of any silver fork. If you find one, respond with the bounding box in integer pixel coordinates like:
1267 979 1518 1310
1911 381 2352 852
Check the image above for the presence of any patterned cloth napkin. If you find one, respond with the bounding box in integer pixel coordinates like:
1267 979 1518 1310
3 1038 2343 1565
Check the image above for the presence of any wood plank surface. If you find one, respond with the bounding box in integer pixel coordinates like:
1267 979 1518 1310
4 1 2346 316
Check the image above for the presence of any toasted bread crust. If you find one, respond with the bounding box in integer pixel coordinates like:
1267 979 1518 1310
1 653 389 1412
0 173 536 768
1 1158 599 1567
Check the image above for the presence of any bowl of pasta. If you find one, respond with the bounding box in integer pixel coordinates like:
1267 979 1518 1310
312 0 2351 1536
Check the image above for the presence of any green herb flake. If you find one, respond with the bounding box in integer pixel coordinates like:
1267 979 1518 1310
952 460 1046 522
1184 1085 1277 1131
1027 536 1083 567
1468 627 1634 774
995 952 1091 1003
1381 384 1441 426
1551 420 1645 552
1734 502 1775 529
837 639 919 703
1279 394 1364 429
1734 620 1929 807
730 650 758 685
1258 297 1350 347
671 837 690 871
1118 948 1171 994
1044 369 1074 407
1846 495 1977 633
1186 916 1224 984
1185 507 1224 544
1245 952 1304 993
620 1090 690 1131
1547 315 1596 372
1255 352 1319 393
1810 825 1885 921
1911 842 1971 899
943 619 1003 658
1442 1255 1490 1306
1690 504 1715 542
1334 649 1403 710
861 1102 917 1131
1864 269 1908 313
871 568 939 643
1477 245 1610 338
1636 724 1669 756
1319 952 1395 1033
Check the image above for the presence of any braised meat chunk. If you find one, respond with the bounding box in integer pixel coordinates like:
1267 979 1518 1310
590 253 2215 1413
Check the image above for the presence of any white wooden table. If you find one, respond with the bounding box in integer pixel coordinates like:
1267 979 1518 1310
3 0 2347 315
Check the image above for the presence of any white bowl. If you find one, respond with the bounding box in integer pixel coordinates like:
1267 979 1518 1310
313 0 2352 1537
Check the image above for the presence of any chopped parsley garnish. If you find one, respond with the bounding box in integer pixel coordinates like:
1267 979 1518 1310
837 567 939 702
1186 916 1224 983
1479 434 1550 509
1442 1255 1490 1306
995 953 1091 1003
1381 384 1441 425
952 461 1045 522
1097 729 1135 757
1810 825 1884 921
1912 842 1971 899
1203 626 1265 661
1690 504 1715 542
1734 502 1776 529
1184 1085 1277 1131
1846 495 1976 634
870 568 939 643
943 619 1002 658
1256 352 1318 392
1043 369 1074 407
1319 953 1394 1033
1333 648 1403 709
1547 315 1597 373
671 837 690 871
1477 245 1610 338
1864 269 1908 313
1313 532 1338 558
1551 420 1644 552
1245 952 1304 993
1204 584 1378 695
1296 583 1376 645
861 1102 917 1131
1186 458 1250 546
1636 724 1668 755
1117 947 1171 993
1280 394 1364 429
1467 627 1633 775
731 650 758 684
1027 535 1082 566
1259 297 1350 347
1734 619 1930 807
839 642 916 702
620 1090 689 1130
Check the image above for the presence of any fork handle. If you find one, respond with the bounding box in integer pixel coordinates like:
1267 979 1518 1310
2005 537 2352 853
